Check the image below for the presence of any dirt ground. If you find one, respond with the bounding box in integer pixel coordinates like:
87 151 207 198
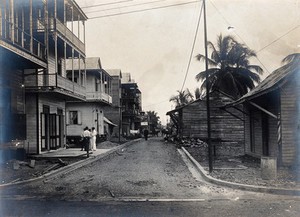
0 158 79 184
0 141 122 185
186 144 300 189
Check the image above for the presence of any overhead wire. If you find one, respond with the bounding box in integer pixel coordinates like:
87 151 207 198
208 0 271 74
84 0 168 14
88 1 199 19
257 24 300 53
81 0 133 9
143 99 170 108
180 0 203 92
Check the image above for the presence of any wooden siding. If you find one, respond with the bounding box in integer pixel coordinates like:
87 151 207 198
244 73 300 166
26 93 66 154
0 68 26 143
281 77 300 166
244 101 279 158
111 77 121 107
181 91 244 146
25 93 38 154
48 52 56 75
66 102 105 137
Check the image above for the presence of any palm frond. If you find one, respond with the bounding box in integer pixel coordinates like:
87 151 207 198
195 68 219 82
282 53 300 64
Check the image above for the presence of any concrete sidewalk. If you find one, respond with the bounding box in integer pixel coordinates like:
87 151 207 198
32 148 110 158
0 139 141 187
181 147 300 196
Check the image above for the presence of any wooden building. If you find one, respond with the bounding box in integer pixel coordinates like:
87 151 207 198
0 0 88 155
103 69 122 140
166 90 244 147
225 62 300 167
65 58 114 146
121 73 142 137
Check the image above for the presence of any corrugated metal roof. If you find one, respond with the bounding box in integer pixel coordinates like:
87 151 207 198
227 62 299 107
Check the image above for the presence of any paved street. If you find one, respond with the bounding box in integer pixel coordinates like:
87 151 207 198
1 137 300 216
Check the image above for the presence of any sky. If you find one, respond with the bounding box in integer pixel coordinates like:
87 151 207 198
76 0 300 125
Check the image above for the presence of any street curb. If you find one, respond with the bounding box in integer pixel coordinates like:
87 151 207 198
181 147 300 196
0 139 141 188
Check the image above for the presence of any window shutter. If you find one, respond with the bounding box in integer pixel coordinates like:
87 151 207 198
66 111 69 125
78 111 82 125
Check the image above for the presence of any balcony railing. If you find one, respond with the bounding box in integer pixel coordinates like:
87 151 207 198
24 73 86 99
0 19 46 61
86 92 112 104
122 109 140 117
53 18 85 54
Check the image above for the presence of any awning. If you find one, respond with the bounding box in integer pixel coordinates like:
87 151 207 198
104 117 117 127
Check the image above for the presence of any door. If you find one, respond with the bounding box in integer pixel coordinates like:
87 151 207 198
41 105 50 151
57 108 64 148
49 114 57 149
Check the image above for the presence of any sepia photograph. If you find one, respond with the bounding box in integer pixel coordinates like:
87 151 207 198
0 0 300 216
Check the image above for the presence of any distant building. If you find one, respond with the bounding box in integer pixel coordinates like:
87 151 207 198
166 90 244 148
103 69 122 140
121 73 142 137
65 57 113 146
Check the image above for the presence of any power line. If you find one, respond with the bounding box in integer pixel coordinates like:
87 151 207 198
88 1 199 19
208 0 271 74
143 99 170 108
81 0 133 9
257 25 300 53
84 0 168 14
180 0 203 92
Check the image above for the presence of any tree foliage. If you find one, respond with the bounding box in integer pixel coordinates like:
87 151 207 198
146 111 160 133
195 34 263 99
169 88 194 108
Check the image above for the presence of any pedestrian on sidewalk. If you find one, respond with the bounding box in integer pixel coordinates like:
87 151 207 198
81 127 91 157
143 128 149 141
91 127 97 151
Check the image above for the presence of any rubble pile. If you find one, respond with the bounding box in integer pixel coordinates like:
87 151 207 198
180 138 208 148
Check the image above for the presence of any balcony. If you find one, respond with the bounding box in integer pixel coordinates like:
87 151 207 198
122 109 140 117
0 19 47 68
24 73 86 100
52 18 85 55
86 92 112 104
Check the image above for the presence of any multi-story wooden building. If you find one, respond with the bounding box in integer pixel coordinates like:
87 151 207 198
103 69 122 140
65 57 113 145
121 73 142 137
0 0 87 155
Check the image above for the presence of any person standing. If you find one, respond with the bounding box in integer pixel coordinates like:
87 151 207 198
91 127 97 151
143 128 149 141
81 127 91 157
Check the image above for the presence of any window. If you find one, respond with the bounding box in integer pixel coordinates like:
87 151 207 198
68 111 81 125
95 78 99 91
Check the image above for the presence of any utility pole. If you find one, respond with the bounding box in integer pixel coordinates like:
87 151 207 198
203 0 213 173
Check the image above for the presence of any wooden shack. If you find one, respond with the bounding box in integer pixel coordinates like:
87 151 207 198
225 63 300 166
167 90 244 147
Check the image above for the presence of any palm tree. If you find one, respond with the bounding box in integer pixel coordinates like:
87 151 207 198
169 88 194 108
275 53 300 73
195 34 263 99
194 87 201 99
146 111 160 133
